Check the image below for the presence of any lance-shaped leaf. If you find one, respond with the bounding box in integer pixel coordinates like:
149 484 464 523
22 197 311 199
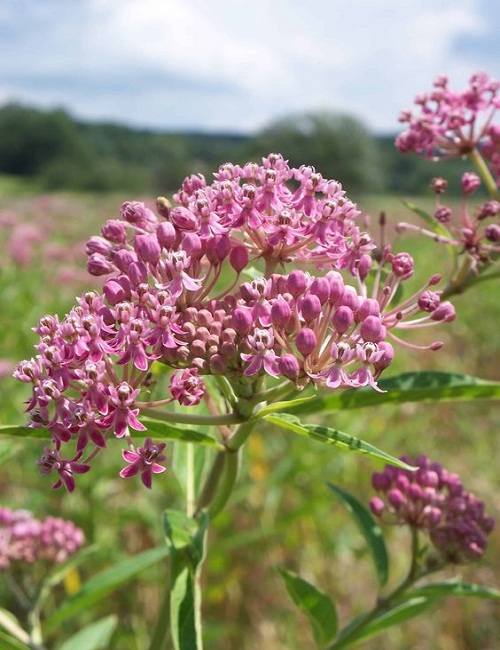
328 483 389 587
287 372 500 415
404 581 500 601
163 509 209 650
401 199 453 240
255 396 317 418
328 597 433 649
58 615 117 650
45 546 169 633
0 630 30 650
0 610 30 646
263 413 416 470
0 420 223 449
279 568 337 647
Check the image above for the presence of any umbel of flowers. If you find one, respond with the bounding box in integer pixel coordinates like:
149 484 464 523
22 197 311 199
370 456 495 564
14 154 456 491
0 508 84 569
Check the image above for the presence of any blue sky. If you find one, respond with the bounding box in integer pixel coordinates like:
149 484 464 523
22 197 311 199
0 0 498 134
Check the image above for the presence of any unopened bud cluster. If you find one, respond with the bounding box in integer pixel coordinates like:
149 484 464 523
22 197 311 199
370 456 494 564
0 507 84 569
15 155 454 490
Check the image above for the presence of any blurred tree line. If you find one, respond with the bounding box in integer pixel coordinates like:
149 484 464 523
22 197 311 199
0 102 470 196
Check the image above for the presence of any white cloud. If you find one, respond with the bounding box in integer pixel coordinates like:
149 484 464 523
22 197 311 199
0 0 496 132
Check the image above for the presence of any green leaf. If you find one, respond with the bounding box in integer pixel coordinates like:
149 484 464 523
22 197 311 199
0 631 31 650
255 396 316 418
0 420 223 449
331 597 433 649
279 568 337 646
163 510 209 650
125 418 223 449
263 413 416 470
0 425 45 439
0 609 30 646
58 615 117 650
45 546 169 633
401 199 454 245
287 372 500 415
327 484 389 587
406 581 500 601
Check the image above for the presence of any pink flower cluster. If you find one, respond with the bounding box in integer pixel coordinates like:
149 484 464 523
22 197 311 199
0 507 85 569
370 456 494 564
396 72 499 167
15 155 454 491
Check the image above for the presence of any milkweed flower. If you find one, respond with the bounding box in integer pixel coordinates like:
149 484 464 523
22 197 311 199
370 456 494 564
0 508 85 569
14 155 454 491
396 72 499 165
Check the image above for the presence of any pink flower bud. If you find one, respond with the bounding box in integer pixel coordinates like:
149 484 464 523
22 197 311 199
418 290 441 312
309 277 330 304
87 253 114 276
300 294 322 323
271 299 291 327
485 223 500 242
369 497 385 516
461 172 481 195
134 234 161 264
431 301 456 322
101 219 127 243
295 328 317 356
231 308 253 336
430 177 448 194
156 221 177 249
332 306 354 334
229 245 249 272
170 207 198 230
182 232 202 258
434 206 452 223
360 315 385 342
287 270 308 297
391 252 414 279
278 354 300 380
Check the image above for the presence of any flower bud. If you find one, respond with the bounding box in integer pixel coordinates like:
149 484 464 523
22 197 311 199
295 328 317 356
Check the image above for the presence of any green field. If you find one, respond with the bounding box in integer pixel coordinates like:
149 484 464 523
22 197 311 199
0 186 498 649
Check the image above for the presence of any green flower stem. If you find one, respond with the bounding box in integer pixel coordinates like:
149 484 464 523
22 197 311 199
326 529 424 650
139 406 243 426
194 420 256 518
441 254 473 298
470 148 499 200
248 381 299 406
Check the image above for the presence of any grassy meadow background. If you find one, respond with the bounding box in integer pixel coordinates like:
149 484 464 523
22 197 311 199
0 172 499 649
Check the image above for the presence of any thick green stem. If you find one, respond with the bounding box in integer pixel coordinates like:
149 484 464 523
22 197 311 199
194 420 256 518
441 255 473 298
470 148 499 200
326 529 422 650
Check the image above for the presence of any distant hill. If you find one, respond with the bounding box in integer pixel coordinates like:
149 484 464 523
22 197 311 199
0 102 471 195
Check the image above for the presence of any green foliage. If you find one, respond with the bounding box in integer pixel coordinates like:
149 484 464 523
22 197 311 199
328 484 389 588
288 372 500 414
57 615 118 650
278 569 338 647
44 546 169 633
163 510 209 650
262 413 417 469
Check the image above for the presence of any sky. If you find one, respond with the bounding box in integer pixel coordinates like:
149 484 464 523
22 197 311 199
0 0 498 135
